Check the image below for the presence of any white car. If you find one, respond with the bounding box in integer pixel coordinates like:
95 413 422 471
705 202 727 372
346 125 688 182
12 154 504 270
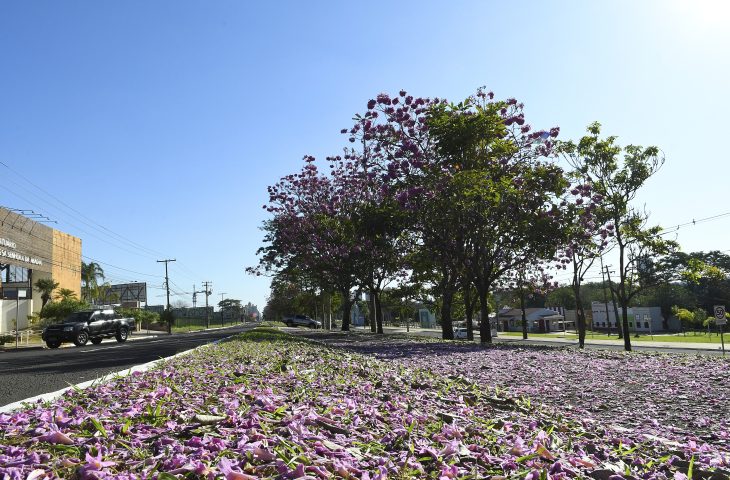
453 326 498 339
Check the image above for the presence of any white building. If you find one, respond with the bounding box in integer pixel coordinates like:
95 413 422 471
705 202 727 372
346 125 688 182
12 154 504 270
590 302 681 333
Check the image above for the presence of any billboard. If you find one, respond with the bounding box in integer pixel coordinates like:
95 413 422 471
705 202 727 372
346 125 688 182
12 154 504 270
102 283 147 303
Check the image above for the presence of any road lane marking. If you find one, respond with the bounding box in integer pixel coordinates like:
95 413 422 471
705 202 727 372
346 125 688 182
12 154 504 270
81 346 125 353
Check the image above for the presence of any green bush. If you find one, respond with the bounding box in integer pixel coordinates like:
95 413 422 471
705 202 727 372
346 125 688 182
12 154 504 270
116 308 160 331
0 334 15 345
39 299 89 325
160 309 175 334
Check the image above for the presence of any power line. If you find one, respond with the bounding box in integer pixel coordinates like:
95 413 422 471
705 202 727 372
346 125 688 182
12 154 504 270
658 211 730 236
0 164 170 260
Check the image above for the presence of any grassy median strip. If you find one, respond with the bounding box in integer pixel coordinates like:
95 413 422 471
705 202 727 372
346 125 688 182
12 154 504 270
0 327 727 479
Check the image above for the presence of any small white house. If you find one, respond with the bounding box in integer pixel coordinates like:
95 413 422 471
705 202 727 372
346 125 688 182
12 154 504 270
497 307 565 333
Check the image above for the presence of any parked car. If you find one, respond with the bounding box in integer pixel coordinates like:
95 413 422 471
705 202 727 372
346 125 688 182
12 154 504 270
454 327 469 339
453 324 498 339
42 308 136 348
283 314 322 329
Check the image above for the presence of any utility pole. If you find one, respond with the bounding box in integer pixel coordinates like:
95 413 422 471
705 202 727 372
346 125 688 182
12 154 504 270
192 284 207 330
202 281 212 328
219 292 227 327
600 256 611 335
156 259 176 310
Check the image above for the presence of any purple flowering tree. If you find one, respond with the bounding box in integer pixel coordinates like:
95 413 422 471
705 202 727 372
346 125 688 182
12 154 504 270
250 156 364 331
338 90 440 334
427 89 567 344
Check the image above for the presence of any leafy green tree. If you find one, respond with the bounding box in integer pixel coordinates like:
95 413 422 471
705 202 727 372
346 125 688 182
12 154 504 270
428 93 567 344
672 306 694 333
81 261 105 303
545 285 575 310
40 298 88 325
55 288 78 302
117 308 159 331
34 277 59 308
563 122 677 351
218 298 242 321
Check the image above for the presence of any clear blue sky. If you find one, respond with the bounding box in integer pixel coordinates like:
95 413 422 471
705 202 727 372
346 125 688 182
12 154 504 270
1 1 728 307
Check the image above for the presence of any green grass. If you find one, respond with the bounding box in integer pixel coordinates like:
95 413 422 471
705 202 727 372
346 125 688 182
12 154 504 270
170 317 240 333
499 330 729 343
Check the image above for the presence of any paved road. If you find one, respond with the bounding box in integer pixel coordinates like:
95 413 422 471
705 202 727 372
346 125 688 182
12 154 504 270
0 325 254 406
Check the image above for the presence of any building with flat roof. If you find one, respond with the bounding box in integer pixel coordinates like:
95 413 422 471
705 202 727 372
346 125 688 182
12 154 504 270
0 207 81 332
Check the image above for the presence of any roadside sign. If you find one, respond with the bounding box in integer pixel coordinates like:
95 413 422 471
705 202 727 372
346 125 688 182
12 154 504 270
714 305 727 326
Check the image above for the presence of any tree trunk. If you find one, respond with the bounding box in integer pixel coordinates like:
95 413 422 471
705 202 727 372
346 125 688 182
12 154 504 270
465 286 475 341
340 289 352 331
375 292 383 334
573 285 585 349
369 289 377 333
477 283 493 344
618 241 632 351
570 261 586 348
621 303 632 351
520 288 528 340
441 289 455 340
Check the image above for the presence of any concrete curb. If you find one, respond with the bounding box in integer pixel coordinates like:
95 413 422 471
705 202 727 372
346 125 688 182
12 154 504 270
0 332 238 413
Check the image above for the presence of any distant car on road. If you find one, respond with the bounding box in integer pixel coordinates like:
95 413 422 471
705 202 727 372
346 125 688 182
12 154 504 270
283 314 322 329
453 323 498 340
41 308 135 349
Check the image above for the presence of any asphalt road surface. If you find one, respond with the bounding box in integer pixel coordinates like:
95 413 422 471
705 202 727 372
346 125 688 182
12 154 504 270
0 325 255 407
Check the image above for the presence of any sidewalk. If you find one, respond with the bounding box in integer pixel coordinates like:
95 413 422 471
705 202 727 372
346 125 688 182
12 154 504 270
367 326 725 352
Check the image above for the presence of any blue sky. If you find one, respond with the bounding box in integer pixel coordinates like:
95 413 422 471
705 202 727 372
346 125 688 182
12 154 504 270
1 1 729 308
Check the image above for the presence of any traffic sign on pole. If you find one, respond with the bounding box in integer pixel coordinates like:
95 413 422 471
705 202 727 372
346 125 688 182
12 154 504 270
714 305 727 326
715 305 727 356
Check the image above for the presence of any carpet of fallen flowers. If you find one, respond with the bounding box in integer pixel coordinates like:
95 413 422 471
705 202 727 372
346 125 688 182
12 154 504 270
1 328 729 479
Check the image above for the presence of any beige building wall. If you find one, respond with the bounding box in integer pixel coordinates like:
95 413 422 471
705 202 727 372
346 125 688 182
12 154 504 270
51 230 82 299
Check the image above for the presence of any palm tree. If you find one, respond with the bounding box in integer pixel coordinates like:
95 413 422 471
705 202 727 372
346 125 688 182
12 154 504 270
34 278 59 308
81 261 105 303
55 288 78 302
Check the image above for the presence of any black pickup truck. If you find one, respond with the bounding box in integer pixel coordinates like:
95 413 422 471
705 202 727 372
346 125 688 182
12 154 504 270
42 308 136 349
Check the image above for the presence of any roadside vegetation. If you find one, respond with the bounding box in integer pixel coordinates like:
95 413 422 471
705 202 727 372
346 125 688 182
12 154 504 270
250 86 729 351
1 328 728 479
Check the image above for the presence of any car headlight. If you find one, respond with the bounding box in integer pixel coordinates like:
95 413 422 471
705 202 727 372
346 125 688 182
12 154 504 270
63 326 74 332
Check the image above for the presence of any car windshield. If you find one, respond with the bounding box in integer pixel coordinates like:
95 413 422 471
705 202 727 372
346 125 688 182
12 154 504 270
63 311 93 323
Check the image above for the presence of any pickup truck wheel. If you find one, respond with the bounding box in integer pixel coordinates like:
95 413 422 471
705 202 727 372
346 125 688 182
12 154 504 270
46 340 61 349
116 327 129 342
90 337 103 345
73 331 89 346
